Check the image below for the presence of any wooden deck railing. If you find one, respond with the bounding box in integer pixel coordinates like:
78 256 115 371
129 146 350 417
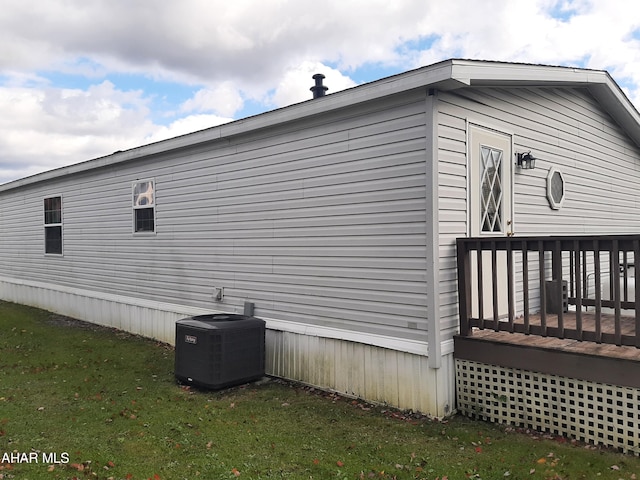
456 235 640 347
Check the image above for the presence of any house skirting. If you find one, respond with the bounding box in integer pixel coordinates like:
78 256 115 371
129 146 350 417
0 276 453 417
456 359 640 454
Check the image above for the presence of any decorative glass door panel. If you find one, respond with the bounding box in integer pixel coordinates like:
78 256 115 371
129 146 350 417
480 146 504 233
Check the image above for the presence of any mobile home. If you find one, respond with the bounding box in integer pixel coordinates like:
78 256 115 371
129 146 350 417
2 59 640 427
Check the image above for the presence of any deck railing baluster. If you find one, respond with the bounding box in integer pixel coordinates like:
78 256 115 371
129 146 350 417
574 240 582 340
523 241 530 334
553 240 564 337
476 241 484 325
491 240 499 331
623 251 629 303
569 249 575 299
594 242 602 343
613 240 622 345
456 235 639 348
507 240 514 331
539 240 547 336
582 249 588 300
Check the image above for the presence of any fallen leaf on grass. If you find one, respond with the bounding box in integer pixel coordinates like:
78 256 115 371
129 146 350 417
611 465 620 470
336 460 344 467
231 467 241 477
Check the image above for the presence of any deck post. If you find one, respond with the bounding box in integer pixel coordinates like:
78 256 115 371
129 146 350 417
522 241 530 334
594 242 602 343
456 238 472 336
635 239 640 347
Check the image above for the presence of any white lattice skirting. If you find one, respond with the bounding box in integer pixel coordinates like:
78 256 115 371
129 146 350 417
456 359 640 454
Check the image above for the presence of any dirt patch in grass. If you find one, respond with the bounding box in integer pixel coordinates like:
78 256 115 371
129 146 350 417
45 313 114 331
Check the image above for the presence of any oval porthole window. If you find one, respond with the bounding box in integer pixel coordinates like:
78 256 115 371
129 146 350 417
546 167 565 210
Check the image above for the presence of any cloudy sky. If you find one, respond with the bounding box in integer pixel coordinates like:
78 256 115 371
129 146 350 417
1 0 639 184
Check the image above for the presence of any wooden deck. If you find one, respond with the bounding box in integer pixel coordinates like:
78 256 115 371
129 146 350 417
454 311 640 389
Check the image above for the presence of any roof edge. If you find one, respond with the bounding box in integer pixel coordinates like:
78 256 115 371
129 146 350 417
2 59 640 191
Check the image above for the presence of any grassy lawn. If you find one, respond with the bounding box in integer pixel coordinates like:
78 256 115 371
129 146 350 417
1 301 640 480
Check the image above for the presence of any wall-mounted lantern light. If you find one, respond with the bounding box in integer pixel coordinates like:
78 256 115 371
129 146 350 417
515 151 536 170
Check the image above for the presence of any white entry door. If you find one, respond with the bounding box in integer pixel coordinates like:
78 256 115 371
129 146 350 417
468 125 513 320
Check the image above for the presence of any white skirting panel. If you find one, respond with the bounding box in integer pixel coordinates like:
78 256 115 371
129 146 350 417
266 329 455 417
0 277 212 345
0 276 455 418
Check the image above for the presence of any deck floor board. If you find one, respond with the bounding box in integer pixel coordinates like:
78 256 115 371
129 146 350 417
470 311 640 362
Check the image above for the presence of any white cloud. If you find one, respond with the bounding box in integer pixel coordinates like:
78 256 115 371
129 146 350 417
0 78 233 184
0 82 152 182
2 0 640 184
180 82 244 117
144 114 233 144
0 0 430 86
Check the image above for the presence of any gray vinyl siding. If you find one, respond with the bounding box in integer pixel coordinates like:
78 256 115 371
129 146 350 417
436 86 640 344
0 90 429 342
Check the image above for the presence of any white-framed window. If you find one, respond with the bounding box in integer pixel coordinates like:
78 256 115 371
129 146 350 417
44 195 63 255
133 180 156 233
547 167 566 210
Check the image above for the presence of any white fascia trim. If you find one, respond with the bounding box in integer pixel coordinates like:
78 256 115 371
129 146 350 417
263 317 428 357
0 276 429 357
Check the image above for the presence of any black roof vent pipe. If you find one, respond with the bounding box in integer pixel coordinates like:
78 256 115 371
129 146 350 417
310 73 328 99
